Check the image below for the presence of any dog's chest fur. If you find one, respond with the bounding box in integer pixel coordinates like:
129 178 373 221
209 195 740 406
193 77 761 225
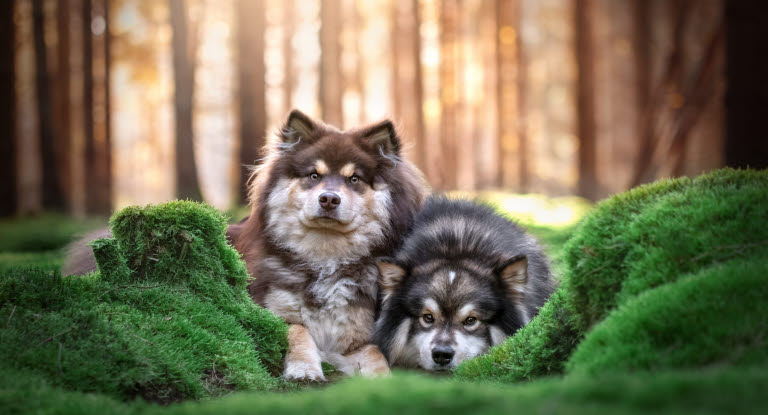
261 256 379 355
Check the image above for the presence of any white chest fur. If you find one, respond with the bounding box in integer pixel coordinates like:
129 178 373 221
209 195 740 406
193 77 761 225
262 264 379 355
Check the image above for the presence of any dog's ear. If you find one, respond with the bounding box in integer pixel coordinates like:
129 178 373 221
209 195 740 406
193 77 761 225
281 109 318 145
360 120 401 160
377 257 406 302
496 255 528 302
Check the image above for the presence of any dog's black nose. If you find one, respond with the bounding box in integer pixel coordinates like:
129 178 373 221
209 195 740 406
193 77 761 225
431 345 454 366
318 192 341 211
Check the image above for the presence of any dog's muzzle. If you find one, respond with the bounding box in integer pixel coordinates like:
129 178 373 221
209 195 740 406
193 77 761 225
431 345 455 367
319 192 341 211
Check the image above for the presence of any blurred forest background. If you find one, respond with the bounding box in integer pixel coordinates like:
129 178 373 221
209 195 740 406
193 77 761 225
1 0 766 217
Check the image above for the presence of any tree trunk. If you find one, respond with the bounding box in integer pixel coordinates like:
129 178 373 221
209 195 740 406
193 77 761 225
438 0 459 190
33 0 66 210
170 0 202 201
497 0 525 191
320 0 343 127
282 0 295 115
0 0 16 216
53 0 72 212
237 0 266 204
724 0 768 169
391 0 425 169
85 0 111 214
575 0 598 200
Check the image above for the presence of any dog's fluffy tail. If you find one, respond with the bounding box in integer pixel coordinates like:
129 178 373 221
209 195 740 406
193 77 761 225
61 228 112 276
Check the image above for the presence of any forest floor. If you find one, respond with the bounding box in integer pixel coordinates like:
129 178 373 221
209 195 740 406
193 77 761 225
2 171 767 414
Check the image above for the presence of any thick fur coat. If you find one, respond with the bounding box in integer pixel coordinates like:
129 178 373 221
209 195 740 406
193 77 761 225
228 110 428 380
373 197 556 371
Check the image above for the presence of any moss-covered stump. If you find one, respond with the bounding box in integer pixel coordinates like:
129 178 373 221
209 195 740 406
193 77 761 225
455 168 768 382
0 201 288 404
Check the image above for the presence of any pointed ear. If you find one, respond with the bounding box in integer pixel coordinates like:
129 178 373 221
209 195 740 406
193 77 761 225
496 255 528 301
377 258 406 302
360 120 401 159
281 109 318 144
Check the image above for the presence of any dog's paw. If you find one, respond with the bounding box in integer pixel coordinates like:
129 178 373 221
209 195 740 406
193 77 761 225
358 363 390 378
283 360 327 383
353 344 391 378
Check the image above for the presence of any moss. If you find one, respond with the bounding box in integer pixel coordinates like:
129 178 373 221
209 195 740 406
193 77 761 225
5 368 768 415
0 201 289 404
0 367 141 415
457 168 768 382
567 255 768 374
453 289 579 382
563 168 768 332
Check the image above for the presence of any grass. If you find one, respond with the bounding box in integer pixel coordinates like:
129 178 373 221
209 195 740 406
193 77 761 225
2 169 767 414
0 213 103 253
3 365 767 414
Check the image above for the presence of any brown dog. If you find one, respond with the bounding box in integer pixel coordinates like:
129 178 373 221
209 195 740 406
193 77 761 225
66 110 428 382
229 110 427 381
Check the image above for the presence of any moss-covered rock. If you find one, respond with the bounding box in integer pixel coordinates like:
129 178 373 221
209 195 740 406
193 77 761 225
0 201 288 404
456 168 768 382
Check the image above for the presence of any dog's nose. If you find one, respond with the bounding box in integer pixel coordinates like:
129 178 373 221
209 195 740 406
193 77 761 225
431 345 454 366
318 192 341 211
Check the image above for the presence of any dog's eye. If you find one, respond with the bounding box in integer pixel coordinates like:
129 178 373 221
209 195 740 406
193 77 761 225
422 313 434 324
349 175 359 184
463 317 477 327
309 173 319 181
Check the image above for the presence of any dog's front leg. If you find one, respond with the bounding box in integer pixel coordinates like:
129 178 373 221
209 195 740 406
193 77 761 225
283 324 326 382
342 344 390 377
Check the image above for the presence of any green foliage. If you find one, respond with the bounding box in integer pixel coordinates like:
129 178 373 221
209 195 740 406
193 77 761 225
456 168 768 382
0 201 288 404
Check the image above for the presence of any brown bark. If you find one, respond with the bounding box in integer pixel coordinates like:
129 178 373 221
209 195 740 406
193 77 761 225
631 0 651 185
724 0 768 169
53 0 72 211
320 0 343 127
575 0 598 200
33 0 66 210
282 0 295 115
497 0 525 191
439 0 459 190
237 0 266 204
67 0 86 217
0 0 16 216
474 0 499 189
85 0 111 214
170 0 202 201
631 0 693 186
391 0 425 169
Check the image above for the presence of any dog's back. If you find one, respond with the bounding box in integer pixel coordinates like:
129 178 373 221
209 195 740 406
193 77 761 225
399 197 555 315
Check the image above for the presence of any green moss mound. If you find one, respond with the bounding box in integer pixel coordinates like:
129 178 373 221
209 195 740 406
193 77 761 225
0 201 288 404
568 255 768 374
456 168 768 382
